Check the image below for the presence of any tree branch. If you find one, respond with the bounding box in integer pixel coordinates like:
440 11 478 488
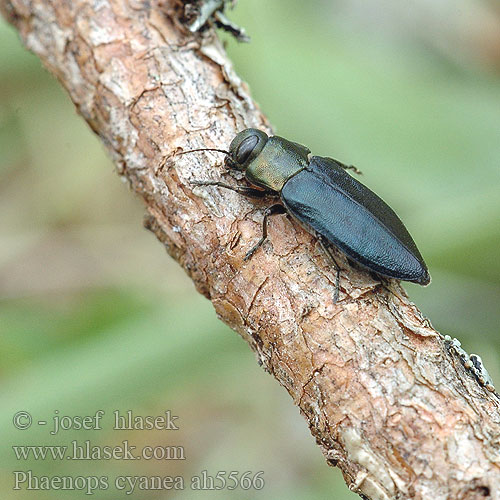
2 1 499 498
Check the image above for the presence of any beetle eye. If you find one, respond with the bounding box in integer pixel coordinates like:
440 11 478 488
235 135 259 165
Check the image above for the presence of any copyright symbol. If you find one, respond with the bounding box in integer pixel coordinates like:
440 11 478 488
13 411 32 430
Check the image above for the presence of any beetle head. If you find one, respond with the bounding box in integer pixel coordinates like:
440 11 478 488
225 128 268 171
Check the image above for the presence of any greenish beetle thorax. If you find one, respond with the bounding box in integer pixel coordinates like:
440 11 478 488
245 136 310 192
225 128 310 192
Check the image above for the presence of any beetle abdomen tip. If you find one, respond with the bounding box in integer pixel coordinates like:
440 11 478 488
417 271 431 286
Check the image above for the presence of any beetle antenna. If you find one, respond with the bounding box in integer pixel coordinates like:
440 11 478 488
177 147 230 156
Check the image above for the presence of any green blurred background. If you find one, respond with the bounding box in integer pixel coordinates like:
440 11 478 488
1 0 499 498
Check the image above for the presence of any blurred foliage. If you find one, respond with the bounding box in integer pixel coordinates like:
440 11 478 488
1 0 499 498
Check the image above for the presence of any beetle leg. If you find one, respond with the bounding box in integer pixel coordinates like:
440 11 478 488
332 159 363 175
190 180 273 198
244 204 287 261
318 236 341 303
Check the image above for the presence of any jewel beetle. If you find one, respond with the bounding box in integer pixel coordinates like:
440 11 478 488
186 128 430 301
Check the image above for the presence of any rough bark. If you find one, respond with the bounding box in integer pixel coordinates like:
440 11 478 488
2 1 499 498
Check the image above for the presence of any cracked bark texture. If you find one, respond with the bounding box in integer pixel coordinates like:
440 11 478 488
2 1 499 498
